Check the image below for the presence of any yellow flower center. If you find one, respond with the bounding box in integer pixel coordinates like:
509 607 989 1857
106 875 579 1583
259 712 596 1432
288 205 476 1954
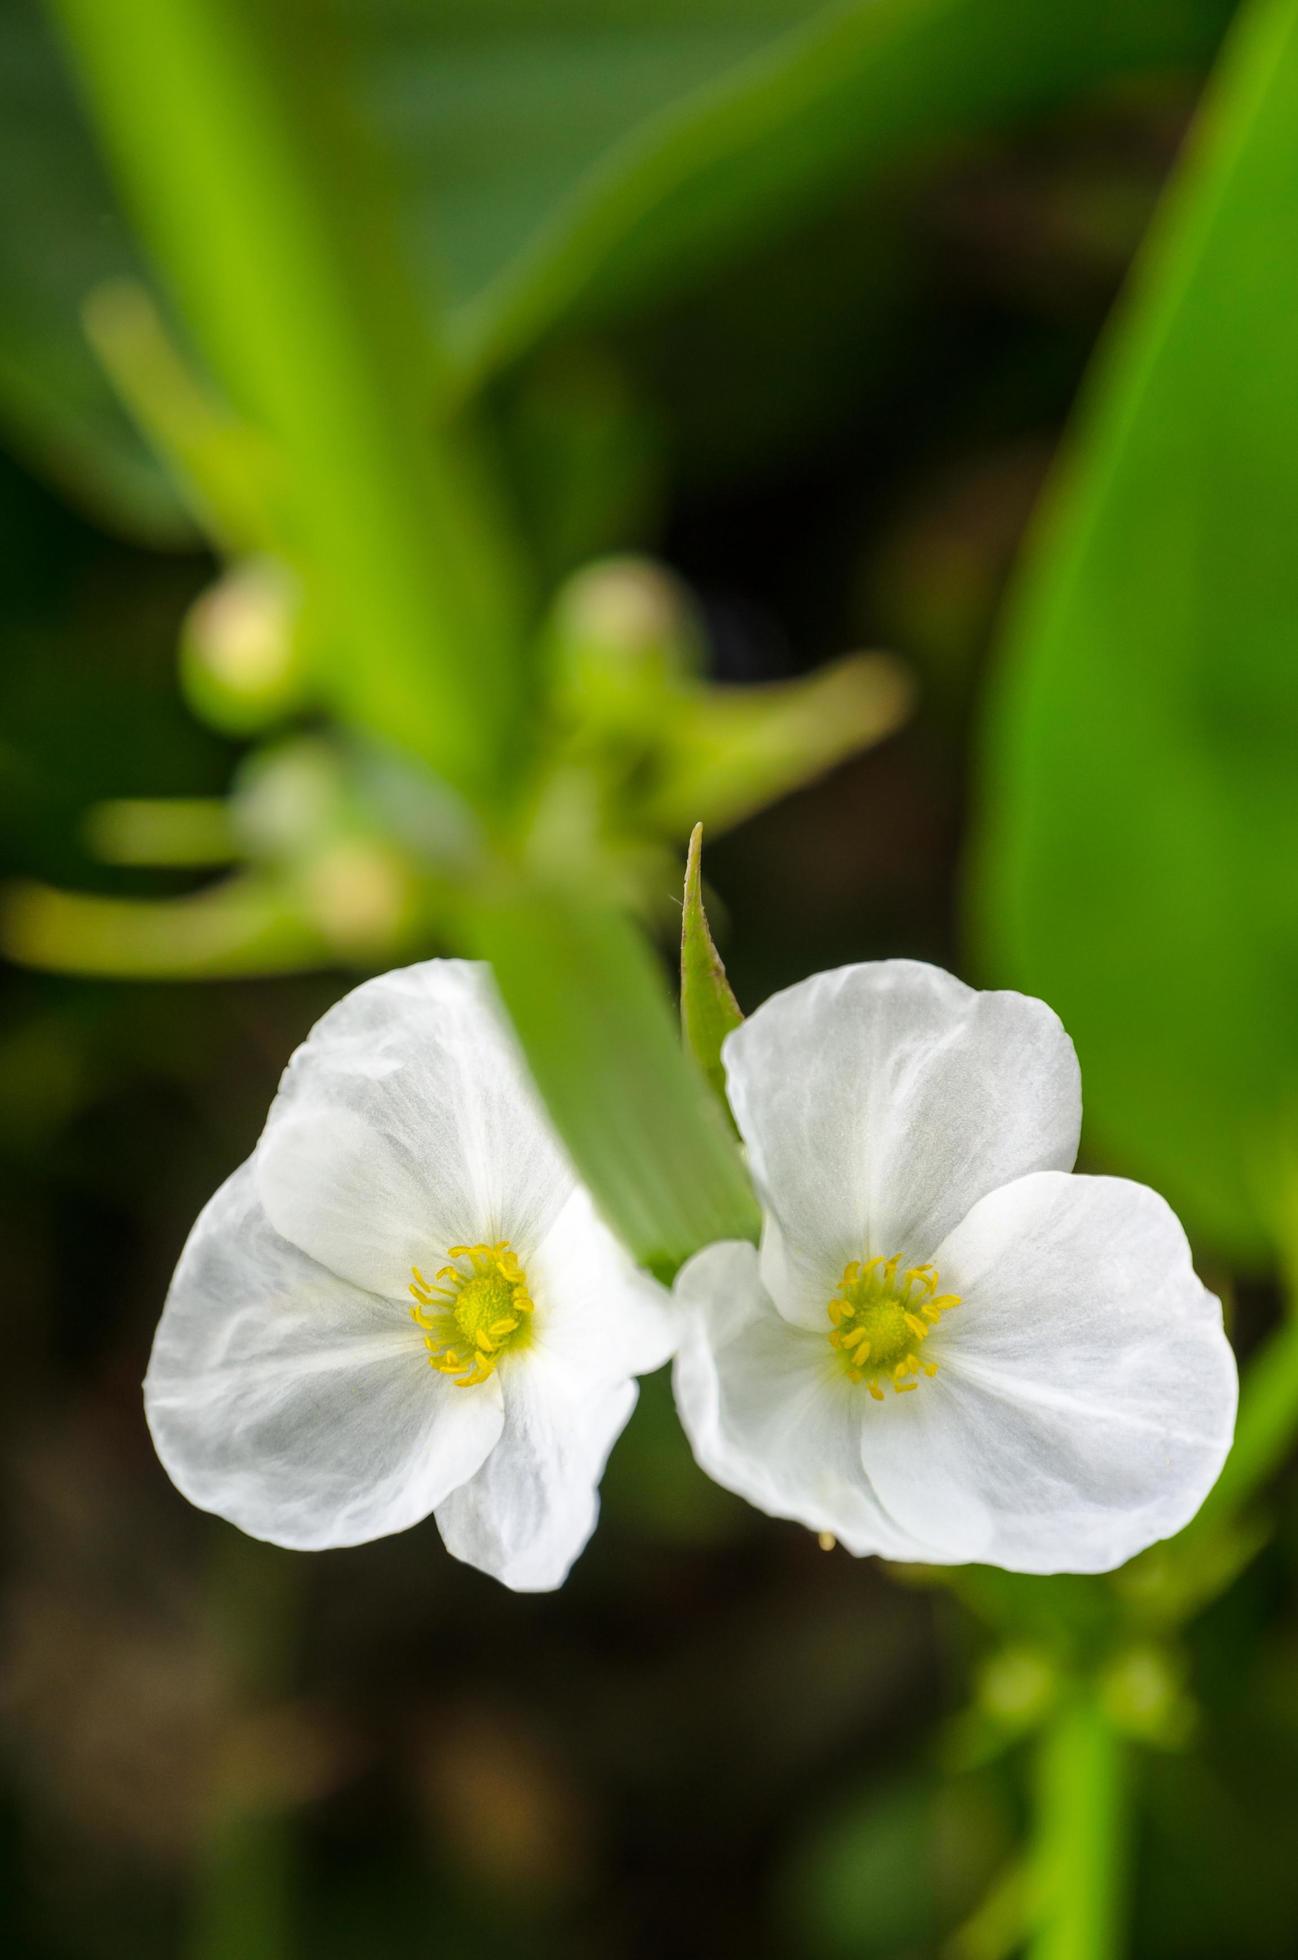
408 1242 534 1387
827 1253 960 1401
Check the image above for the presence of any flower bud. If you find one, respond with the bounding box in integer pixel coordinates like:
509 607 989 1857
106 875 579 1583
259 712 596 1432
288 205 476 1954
296 838 420 959
547 556 703 729
1100 1644 1194 1747
976 1644 1057 1731
231 737 348 863
180 559 310 735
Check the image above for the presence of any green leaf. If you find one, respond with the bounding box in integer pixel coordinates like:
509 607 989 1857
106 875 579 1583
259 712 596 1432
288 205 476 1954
680 823 743 1126
3 0 1234 533
970 0 1298 1263
49 0 529 802
466 880 759 1277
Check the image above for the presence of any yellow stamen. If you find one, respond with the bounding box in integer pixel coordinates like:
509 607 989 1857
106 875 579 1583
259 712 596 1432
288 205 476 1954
824 1249 960 1401
408 1241 535 1387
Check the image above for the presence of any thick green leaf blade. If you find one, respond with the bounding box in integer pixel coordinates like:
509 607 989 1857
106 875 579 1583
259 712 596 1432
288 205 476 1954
680 824 743 1125
971 0 1298 1262
467 882 759 1277
47 0 529 801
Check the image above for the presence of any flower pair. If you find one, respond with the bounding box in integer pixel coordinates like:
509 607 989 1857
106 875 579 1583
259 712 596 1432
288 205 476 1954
146 958 1237 1588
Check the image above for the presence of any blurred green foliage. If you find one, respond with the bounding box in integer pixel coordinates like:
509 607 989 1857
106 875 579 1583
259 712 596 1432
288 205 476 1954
973 0 1298 1266
0 1 1237 533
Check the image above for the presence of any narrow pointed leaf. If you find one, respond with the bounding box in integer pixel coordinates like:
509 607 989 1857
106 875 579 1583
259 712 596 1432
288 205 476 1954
680 824 743 1128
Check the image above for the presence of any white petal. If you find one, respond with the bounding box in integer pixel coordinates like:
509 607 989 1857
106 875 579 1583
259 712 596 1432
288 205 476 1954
528 1186 678 1380
434 1350 638 1591
671 1241 925 1558
723 961 1081 1324
257 961 575 1287
145 1161 503 1549
256 1107 434 1302
858 1172 1239 1573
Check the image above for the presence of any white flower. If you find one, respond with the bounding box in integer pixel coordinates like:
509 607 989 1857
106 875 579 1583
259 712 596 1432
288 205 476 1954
145 961 674 1591
673 961 1237 1574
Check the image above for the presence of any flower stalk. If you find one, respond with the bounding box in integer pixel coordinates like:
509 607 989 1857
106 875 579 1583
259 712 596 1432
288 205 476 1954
1028 1692 1129 1960
190 1535 300 1960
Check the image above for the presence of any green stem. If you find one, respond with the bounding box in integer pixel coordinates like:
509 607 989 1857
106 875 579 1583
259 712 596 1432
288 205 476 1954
1 877 326 978
49 0 529 799
1028 1693 1128 1960
1016 1228 1298 1960
190 1534 300 1960
83 280 279 553
84 797 239 868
